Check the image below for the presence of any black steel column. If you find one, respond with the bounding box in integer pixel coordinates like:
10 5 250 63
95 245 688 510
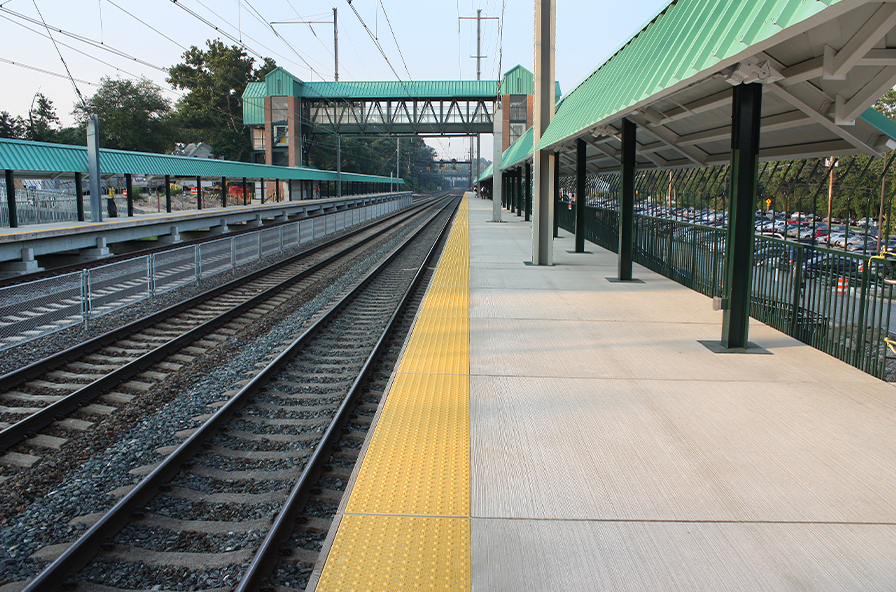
164 175 171 213
502 174 506 208
125 173 133 217
221 177 227 207
242 178 248 205
575 138 586 252
553 152 560 238
618 118 636 280
525 162 531 222
515 169 521 216
74 172 84 221
260 179 266 203
722 83 762 349
276 179 280 202
196 176 202 210
5 170 17 228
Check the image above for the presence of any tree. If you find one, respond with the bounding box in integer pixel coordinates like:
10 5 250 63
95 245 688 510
167 40 276 161
73 77 173 153
0 111 24 139
874 88 896 120
24 92 60 142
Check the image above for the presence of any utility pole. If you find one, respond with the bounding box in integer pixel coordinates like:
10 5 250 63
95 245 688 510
272 9 339 81
333 8 339 81
460 9 498 187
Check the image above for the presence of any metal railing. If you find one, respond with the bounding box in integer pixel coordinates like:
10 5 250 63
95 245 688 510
0 197 411 351
559 205 894 378
0 188 94 226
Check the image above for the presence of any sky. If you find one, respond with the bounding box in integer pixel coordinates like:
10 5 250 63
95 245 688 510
0 0 671 160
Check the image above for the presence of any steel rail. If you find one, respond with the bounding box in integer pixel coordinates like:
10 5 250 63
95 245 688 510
0 199 439 451
21 196 458 592
0 199 429 393
236 197 459 591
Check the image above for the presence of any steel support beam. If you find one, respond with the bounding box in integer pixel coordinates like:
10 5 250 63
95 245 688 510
222 177 227 208
196 176 202 210
722 83 762 349
618 118 636 280
553 152 560 238
242 178 248 205
165 175 171 213
5 170 17 228
524 163 531 222
125 173 133 217
74 172 84 222
575 139 586 252
515 169 522 217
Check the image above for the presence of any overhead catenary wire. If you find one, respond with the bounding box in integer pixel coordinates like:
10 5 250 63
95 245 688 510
0 57 98 87
345 0 413 98
376 0 413 82
31 0 89 110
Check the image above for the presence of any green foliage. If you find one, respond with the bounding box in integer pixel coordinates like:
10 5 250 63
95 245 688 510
24 93 60 142
305 135 440 191
73 77 174 153
167 40 275 161
0 111 25 139
873 88 896 120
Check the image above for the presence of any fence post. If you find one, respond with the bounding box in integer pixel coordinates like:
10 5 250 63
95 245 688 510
853 261 871 370
195 245 201 283
82 269 90 330
148 253 155 300
788 246 804 339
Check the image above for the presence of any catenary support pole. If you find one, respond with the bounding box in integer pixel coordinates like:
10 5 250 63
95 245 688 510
618 118 636 280
86 114 102 222
531 0 555 264
491 101 503 222
575 138 586 252
722 83 762 349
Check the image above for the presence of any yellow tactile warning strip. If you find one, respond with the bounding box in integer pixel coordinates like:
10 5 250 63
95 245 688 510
315 196 470 591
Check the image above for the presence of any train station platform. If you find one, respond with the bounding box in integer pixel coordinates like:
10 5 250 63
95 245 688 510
0 193 407 271
310 195 896 591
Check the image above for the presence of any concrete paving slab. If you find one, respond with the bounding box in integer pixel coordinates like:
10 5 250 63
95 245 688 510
466 198 896 591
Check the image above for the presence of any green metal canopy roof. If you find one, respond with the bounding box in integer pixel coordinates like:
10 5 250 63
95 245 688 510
0 138 402 184
536 0 896 175
538 0 844 151
501 127 535 171
475 162 493 184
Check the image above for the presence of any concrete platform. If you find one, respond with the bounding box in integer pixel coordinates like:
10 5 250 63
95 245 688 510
0 192 407 266
313 196 896 591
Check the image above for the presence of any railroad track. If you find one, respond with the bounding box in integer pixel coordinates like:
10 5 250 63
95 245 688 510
18 194 460 591
0 196 444 482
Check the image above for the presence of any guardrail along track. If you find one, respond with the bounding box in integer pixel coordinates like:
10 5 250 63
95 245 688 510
0 198 444 481
20 195 460 591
